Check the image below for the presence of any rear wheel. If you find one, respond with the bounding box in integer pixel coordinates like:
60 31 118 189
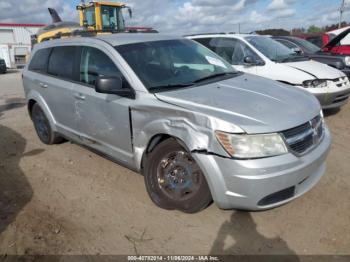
144 138 212 213
31 103 64 145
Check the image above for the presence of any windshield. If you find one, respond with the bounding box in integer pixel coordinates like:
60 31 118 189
245 36 302 62
293 38 320 53
115 39 237 91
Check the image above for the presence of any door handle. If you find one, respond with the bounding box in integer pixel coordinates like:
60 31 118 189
74 93 86 101
39 83 48 88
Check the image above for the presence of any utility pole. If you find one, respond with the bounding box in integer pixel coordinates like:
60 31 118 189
339 0 345 29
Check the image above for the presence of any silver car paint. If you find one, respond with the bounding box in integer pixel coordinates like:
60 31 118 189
155 73 321 134
23 34 331 210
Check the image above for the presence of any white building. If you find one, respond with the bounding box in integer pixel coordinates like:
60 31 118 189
0 23 45 68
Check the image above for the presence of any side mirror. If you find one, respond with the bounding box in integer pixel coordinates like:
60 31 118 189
292 47 302 54
95 76 135 99
243 55 263 66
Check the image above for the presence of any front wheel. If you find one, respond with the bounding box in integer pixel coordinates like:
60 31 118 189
143 139 212 213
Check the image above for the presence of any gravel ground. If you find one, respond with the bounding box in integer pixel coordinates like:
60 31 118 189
0 71 349 256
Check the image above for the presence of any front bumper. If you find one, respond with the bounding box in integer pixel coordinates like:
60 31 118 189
314 88 350 109
297 80 350 109
192 127 331 210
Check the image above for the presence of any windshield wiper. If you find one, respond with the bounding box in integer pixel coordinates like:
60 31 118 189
148 72 239 92
192 72 238 84
148 83 194 92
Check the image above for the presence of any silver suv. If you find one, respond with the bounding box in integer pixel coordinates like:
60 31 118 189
23 34 331 213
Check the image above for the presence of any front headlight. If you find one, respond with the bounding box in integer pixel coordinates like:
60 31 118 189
344 56 350 66
215 131 288 159
302 79 328 88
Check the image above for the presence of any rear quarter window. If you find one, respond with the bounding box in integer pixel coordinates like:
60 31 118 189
48 46 77 80
28 48 51 72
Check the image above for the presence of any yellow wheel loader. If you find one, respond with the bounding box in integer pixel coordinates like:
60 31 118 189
32 1 132 45
77 1 131 31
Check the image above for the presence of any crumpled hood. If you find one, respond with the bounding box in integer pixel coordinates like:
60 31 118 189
155 74 321 134
283 60 344 79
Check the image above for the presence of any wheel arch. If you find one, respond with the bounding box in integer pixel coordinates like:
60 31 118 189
26 90 57 132
28 99 37 117
140 133 191 172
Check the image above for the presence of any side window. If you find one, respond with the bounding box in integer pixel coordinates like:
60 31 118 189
196 38 261 65
85 7 96 27
195 38 236 62
79 47 122 86
28 48 51 72
211 38 237 64
277 39 298 49
308 36 323 47
48 46 76 80
194 38 214 51
231 40 260 65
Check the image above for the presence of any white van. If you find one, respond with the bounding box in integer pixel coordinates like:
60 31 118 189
0 45 11 69
188 34 350 109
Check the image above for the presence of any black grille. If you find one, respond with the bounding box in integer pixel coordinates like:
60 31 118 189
289 135 314 153
333 91 350 103
282 122 310 138
282 115 324 155
334 96 349 103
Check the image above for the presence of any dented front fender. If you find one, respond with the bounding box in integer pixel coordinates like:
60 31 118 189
131 95 242 170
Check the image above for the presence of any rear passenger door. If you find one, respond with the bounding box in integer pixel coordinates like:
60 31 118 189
73 46 134 165
45 46 79 133
26 46 79 135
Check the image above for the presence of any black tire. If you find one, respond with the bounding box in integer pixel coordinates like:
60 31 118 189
143 138 212 213
31 103 64 145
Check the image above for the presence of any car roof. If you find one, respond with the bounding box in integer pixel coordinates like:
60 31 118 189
34 33 181 50
273 36 305 44
187 33 263 40
95 33 180 46
272 36 299 41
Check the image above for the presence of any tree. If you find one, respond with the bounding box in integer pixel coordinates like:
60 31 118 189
307 25 323 33
255 28 290 36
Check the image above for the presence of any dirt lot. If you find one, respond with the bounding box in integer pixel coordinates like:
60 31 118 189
0 71 349 256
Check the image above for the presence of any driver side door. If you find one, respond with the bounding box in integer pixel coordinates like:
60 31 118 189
73 46 135 166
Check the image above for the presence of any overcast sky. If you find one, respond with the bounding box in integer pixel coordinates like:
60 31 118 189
0 0 349 34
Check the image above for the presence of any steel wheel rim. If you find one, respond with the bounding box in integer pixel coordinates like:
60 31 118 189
156 150 202 201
